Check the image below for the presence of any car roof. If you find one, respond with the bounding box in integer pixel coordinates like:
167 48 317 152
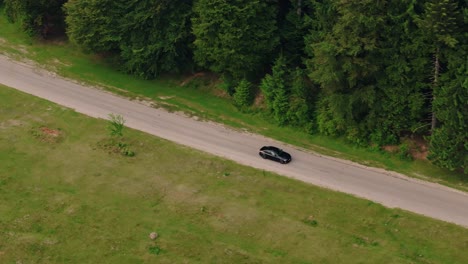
261 146 281 151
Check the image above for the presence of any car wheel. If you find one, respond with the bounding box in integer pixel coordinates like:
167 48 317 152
280 160 286 164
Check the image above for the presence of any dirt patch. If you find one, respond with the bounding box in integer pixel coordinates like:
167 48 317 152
180 72 206 86
212 88 229 98
252 92 265 108
405 135 428 160
382 136 429 160
40 127 60 137
382 145 399 154
31 126 63 143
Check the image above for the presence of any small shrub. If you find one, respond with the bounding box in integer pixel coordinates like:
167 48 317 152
148 246 161 255
352 236 379 247
96 138 135 157
108 113 125 137
302 216 318 227
398 143 413 161
233 79 253 110
121 146 135 157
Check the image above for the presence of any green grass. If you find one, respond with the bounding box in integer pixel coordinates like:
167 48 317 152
0 8 466 191
1 85 468 263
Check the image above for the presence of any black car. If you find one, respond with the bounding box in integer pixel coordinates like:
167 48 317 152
259 146 292 164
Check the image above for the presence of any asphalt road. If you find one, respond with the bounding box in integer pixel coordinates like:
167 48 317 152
1 55 468 227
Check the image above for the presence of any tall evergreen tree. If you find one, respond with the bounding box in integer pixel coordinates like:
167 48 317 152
260 55 289 125
369 0 429 144
429 45 468 173
277 0 313 67
65 0 125 53
65 0 193 78
119 0 194 78
428 1 467 173
192 0 279 81
233 79 253 110
287 68 315 131
5 0 67 37
307 0 385 142
416 0 461 133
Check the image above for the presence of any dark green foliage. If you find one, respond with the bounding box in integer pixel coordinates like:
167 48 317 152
416 0 461 133
192 0 279 80
429 36 468 173
417 0 460 48
233 79 253 110
119 0 194 78
370 0 430 145
64 0 124 53
307 0 435 146
277 0 314 67
315 94 348 137
260 75 276 112
270 55 290 125
307 0 385 142
261 57 316 128
273 86 290 126
5 0 67 37
65 0 193 78
260 55 290 125
420 0 466 173
287 68 315 131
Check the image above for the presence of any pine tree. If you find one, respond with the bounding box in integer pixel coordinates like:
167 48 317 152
306 0 385 142
428 3 467 174
5 0 67 37
260 55 290 125
65 0 125 53
287 68 315 130
417 0 460 133
119 0 194 78
192 0 279 81
233 79 253 110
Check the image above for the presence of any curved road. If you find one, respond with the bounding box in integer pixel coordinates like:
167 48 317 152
1 55 468 227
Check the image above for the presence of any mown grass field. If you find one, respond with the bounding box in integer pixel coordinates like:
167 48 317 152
0 7 466 190
1 85 468 263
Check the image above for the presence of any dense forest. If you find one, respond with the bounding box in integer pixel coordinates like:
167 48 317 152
3 0 467 174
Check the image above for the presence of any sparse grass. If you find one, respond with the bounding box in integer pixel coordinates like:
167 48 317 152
1 85 468 263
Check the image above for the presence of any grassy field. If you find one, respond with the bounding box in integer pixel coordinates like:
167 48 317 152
0 7 466 191
1 85 468 263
